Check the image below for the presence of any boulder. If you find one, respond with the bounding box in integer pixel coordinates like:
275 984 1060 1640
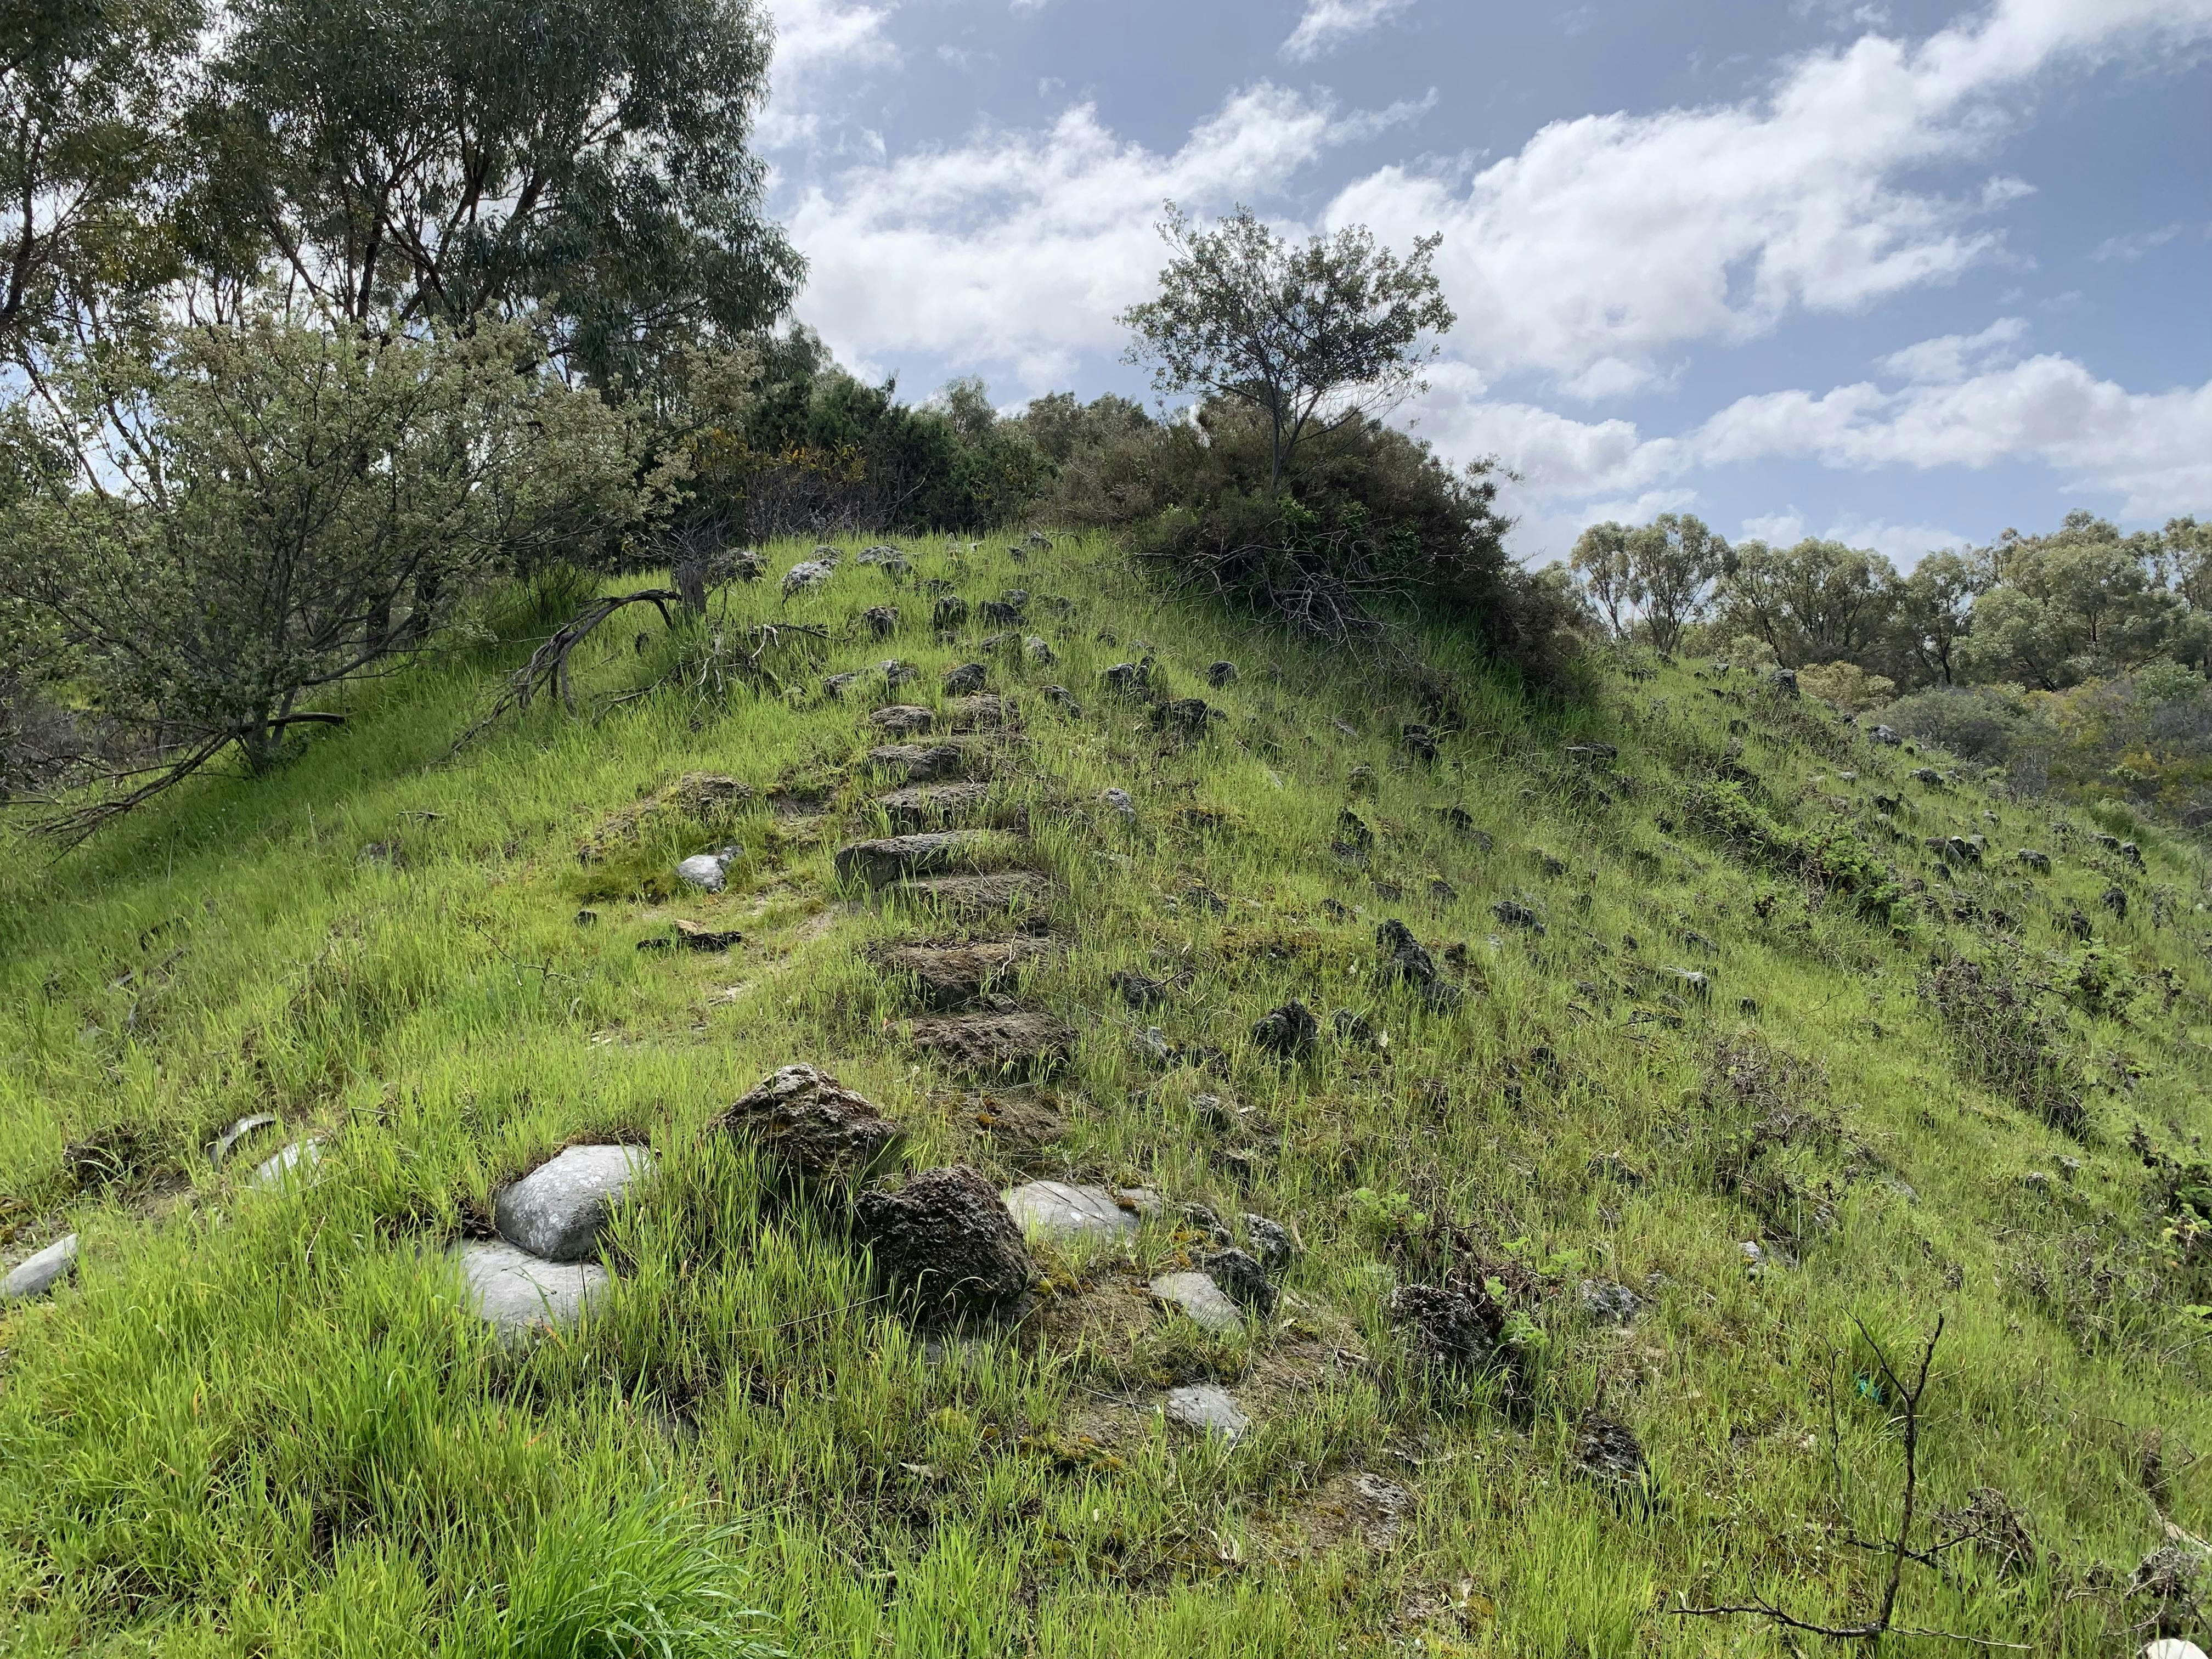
941 662 989 696
1150 1269 1244 1334
716 1064 905 1192
449 1240 607 1341
2 1234 79 1301
1206 660 1239 688
1002 1180 1158 1245
1202 1246 1277 1316
1251 1000 1319 1058
910 1010 1074 1074
1391 1280 1506 1372
868 704 936 737
494 1144 655 1263
782 557 837 596
676 850 734 892
1163 1383 1249 1443
867 741 981 783
854 1165 1035 1322
872 935 1053 1009
834 831 989 889
947 694 1011 732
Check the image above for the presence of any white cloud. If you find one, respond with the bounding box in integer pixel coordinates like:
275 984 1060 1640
761 0 901 149
785 84 1405 388
1329 0 2212 393
1281 0 1415 62
1876 315 2027 382
2091 222 2188 262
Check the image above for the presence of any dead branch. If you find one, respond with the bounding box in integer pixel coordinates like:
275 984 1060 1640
447 587 679 754
1673 1317 2027 1650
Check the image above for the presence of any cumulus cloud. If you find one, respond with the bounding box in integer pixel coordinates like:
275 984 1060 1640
1329 0 2212 393
785 84 1419 382
1281 0 1416 61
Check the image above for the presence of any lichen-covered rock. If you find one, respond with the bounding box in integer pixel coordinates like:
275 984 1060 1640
868 704 936 737
941 662 988 695
1203 1246 1277 1316
867 741 984 784
893 871 1055 922
1252 1000 1319 1058
494 1144 655 1263
716 1064 906 1192
580 774 753 863
854 1165 1035 1322
878 782 990 831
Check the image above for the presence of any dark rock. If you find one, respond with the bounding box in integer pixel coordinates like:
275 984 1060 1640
1491 898 1545 934
1401 723 1439 762
1378 918 1459 1008
1110 969 1170 1008
854 1165 1035 1322
2121 840 2145 868
1024 635 1057 665
868 704 935 736
1337 810 1374 850
872 936 1054 1009
1206 660 1239 688
1334 1007 1379 1046
1573 1412 1646 1486
882 658 921 689
1100 661 1152 696
941 661 988 695
947 694 1011 731
1434 805 1476 836
834 831 989 889
1251 999 1319 1058
1944 834 1982 864
1538 853 1567 878
932 595 970 629
910 1010 1075 1074
1348 764 1378 797
862 605 901 637
1243 1213 1296 1274
1869 725 1902 746
1320 898 1351 921
716 1064 906 1192
1150 698 1218 736
2101 885 2129 918
1203 1246 1278 1316
1579 1278 1640 1324
672 919 743 951
821 672 861 699
2017 848 2051 872
1427 877 1458 905
1390 1280 1506 1372
1043 685 1084 716
1909 766 1944 785
1770 668 1798 695
978 599 1024 626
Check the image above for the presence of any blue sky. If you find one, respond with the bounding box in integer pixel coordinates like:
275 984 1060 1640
756 0 2211 566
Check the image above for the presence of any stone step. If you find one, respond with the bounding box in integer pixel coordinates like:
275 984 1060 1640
834 831 991 889
891 871 1055 921
866 740 991 784
871 935 1056 1009
910 1010 1074 1074
878 781 991 831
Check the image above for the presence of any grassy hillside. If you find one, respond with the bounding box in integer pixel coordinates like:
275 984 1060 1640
4 532 2211 1656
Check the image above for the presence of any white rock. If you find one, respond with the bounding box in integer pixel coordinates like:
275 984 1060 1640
2 1234 79 1301
1150 1269 1244 1335
2145 1643 2210 1659
210 1113 279 1165
1164 1383 1248 1443
782 558 837 595
250 1139 322 1189
1002 1181 1156 1245
676 851 731 892
494 1144 654 1262
449 1240 607 1341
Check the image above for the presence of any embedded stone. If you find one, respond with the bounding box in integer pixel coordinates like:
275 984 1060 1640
449 1240 607 1341
867 741 984 783
868 704 936 737
947 694 1010 732
872 935 1054 1009
834 831 990 889
250 1139 321 1189
894 871 1055 921
910 1011 1074 1074
493 1144 655 1263
1164 1383 1249 1443
676 850 733 891
1151 1269 1244 1334
1002 1180 1156 1245
2 1234 79 1301
878 782 990 831
941 662 988 695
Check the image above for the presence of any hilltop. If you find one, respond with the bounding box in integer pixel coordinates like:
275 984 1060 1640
3 533 2210 1656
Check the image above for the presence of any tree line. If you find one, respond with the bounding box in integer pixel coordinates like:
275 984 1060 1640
1570 510 2212 827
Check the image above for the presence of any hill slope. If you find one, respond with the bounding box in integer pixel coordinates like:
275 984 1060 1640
4 534 2211 1656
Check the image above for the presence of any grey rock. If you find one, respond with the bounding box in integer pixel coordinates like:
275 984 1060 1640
210 1113 279 1165
1243 1213 1296 1273
1573 1412 1646 1486
1391 1280 1506 1372
1002 1180 1158 1245
1101 787 1136 821
946 693 1011 732
2017 849 2052 873
1100 661 1151 696
1042 684 1084 716
822 672 862 699
782 557 837 596
857 544 904 566
910 1009 1074 1074
1163 1383 1249 1443
1151 1269 1244 1334
676 850 734 891
1579 1278 1641 1325
894 871 1056 922
861 605 900 637
2 1234 79 1301
250 1138 321 1189
868 741 978 784
1024 635 1057 665
1869 724 1902 746
872 934 1054 1009
942 661 989 695
932 595 970 629
449 1240 607 1341
494 1144 655 1263
878 781 990 831
868 704 936 737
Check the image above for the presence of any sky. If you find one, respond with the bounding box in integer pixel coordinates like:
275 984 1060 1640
753 0 2212 567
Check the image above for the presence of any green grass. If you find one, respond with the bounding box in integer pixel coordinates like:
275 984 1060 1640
4 532 2211 1655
